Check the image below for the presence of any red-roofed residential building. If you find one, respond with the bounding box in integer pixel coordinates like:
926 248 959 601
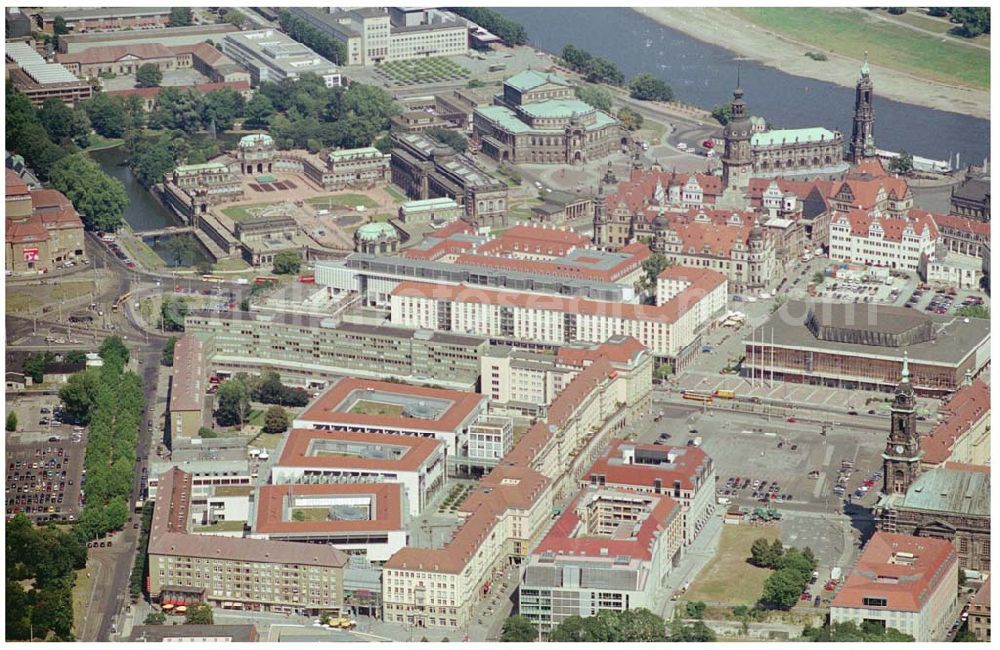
148 468 349 616
582 440 716 545
829 208 939 271
519 486 684 634
933 213 990 259
967 575 990 641
831 532 958 641
380 333 652 631
272 428 446 516
390 266 727 364
5 169 85 274
920 378 990 468
252 482 407 562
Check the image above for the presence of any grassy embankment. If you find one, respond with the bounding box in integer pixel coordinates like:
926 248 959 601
730 7 989 91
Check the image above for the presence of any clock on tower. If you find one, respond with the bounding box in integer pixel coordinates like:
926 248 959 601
882 352 921 496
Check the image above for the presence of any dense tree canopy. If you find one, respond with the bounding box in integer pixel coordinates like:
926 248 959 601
130 138 175 188
278 10 347 64
549 609 666 642
262 405 290 434
617 107 644 131
169 8 193 27
449 8 528 45
49 154 128 232
83 93 128 138
500 615 536 642
160 296 189 331
561 45 625 85
215 379 251 428
950 7 990 37
802 621 914 642
39 98 91 147
629 73 674 102
7 89 73 180
426 126 468 153
136 63 163 88
574 85 613 112
273 250 302 275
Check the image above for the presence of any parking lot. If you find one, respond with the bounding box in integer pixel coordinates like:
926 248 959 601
6 434 86 524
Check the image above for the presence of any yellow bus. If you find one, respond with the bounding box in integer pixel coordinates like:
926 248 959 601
682 391 713 404
713 389 736 399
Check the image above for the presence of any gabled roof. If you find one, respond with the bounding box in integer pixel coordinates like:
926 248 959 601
920 379 989 465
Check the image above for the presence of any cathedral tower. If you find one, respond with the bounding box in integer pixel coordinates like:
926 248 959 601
722 66 753 191
882 353 921 496
849 52 876 164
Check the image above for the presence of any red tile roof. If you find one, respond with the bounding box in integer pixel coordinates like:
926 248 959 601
391 267 725 325
921 379 990 465
533 487 680 562
933 213 991 238
58 43 176 65
168 335 205 413
105 80 250 100
254 482 404 535
610 168 722 216
296 377 484 436
6 220 50 245
555 336 646 368
276 428 443 473
30 189 83 229
148 468 348 568
835 208 938 242
5 169 30 197
476 225 590 257
832 533 956 613
583 440 712 492
849 158 888 179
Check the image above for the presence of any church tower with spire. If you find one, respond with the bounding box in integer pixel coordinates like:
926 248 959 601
849 52 877 164
721 65 754 192
882 353 921 496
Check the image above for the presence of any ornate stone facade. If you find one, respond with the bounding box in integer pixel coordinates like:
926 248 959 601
848 53 877 164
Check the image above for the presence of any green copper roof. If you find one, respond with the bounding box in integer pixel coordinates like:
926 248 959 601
860 50 870 77
239 133 273 148
519 99 595 120
901 467 989 517
329 147 384 162
752 128 838 147
504 70 570 92
356 222 397 241
475 105 534 134
175 162 228 175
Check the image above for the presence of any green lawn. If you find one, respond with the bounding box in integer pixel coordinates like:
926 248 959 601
83 134 124 153
250 432 283 450
348 400 403 417
7 293 41 313
731 7 990 90
291 507 330 522
305 193 378 209
222 202 281 222
684 525 779 605
247 409 265 427
384 185 409 204
378 57 470 85
876 8 991 47
212 257 251 273
71 565 93 639
51 281 96 301
119 236 165 271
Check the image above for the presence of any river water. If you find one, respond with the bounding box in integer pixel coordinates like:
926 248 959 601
89 145 212 267
499 7 989 164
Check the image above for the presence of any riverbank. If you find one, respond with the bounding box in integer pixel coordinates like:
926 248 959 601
635 7 990 120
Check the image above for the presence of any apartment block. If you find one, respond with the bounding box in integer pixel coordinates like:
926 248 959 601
168 335 207 442
253 482 408 563
389 266 727 365
183 310 488 391
582 441 717 546
831 533 958 641
272 428 446 517
519 486 684 634
148 468 349 615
